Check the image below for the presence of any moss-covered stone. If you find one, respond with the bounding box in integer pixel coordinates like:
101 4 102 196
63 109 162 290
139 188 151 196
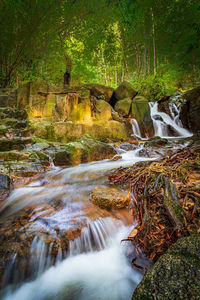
133 234 200 300
131 96 154 138
53 138 117 166
94 100 112 121
111 81 137 108
114 98 132 116
84 83 114 102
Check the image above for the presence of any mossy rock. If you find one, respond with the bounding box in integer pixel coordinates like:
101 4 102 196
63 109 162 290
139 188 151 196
133 234 200 300
53 138 116 166
0 107 28 120
94 100 112 121
85 83 114 102
144 136 169 147
114 98 132 116
131 96 154 138
110 81 137 108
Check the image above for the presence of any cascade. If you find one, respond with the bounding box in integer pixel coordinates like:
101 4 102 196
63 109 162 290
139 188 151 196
131 118 142 139
149 101 192 138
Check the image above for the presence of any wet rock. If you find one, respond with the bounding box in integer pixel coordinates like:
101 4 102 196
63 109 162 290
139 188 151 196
0 137 34 151
133 234 200 300
91 186 130 210
84 83 114 102
131 96 154 138
53 138 117 166
110 81 137 107
0 174 13 202
180 86 200 132
114 98 132 116
117 143 138 152
144 136 168 147
157 95 173 117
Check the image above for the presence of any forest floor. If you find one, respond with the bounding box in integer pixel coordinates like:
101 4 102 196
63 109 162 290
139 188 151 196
108 138 200 265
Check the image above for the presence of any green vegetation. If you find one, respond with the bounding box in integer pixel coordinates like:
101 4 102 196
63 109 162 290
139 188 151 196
0 0 200 90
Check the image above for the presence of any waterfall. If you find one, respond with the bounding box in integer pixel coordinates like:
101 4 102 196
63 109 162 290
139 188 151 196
131 119 142 139
149 101 192 138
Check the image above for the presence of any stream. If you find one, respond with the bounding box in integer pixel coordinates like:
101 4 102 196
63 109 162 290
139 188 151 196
0 100 192 300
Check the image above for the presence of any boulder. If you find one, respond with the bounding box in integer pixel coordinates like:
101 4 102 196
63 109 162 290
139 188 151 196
110 81 137 107
0 88 17 107
91 186 130 210
84 84 114 102
131 96 154 138
0 174 13 202
53 138 117 166
157 95 173 117
17 79 51 118
133 234 200 299
180 86 200 132
32 119 129 143
94 100 112 121
114 98 132 116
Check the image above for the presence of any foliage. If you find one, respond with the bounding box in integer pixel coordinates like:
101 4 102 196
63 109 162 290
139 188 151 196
0 0 200 89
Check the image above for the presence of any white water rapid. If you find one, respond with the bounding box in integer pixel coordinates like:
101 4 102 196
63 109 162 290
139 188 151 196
1 145 154 300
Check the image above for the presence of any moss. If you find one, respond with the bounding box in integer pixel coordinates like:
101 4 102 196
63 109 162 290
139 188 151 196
114 98 132 116
133 234 200 300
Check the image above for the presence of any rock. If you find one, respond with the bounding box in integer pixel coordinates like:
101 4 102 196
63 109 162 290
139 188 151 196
91 186 130 210
32 119 129 143
180 86 200 132
53 138 117 166
131 96 154 138
84 84 114 102
133 234 200 300
110 81 137 107
0 174 13 202
0 107 28 120
17 79 51 118
157 95 173 117
144 136 168 147
114 98 132 116
0 137 34 151
118 143 138 152
0 88 17 107
94 100 112 121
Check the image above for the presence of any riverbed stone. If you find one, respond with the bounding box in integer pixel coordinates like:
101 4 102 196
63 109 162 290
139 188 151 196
91 186 130 210
53 138 117 166
133 234 200 300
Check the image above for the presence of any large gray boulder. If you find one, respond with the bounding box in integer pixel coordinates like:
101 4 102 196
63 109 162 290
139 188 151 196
110 81 137 107
180 86 200 132
133 234 200 300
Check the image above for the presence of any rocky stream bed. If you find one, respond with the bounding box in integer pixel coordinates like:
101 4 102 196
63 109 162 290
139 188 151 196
0 81 200 299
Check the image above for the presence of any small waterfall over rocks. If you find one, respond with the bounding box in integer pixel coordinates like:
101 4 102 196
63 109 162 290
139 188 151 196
149 101 192 138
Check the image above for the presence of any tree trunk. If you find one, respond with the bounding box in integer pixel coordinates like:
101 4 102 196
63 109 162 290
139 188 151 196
151 7 156 76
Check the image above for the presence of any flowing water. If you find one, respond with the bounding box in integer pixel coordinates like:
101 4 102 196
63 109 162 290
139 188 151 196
0 100 192 300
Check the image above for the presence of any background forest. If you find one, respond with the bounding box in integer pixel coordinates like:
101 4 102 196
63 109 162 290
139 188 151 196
1 0 200 94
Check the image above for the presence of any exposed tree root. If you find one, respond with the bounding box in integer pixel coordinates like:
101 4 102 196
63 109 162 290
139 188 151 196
109 142 200 261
